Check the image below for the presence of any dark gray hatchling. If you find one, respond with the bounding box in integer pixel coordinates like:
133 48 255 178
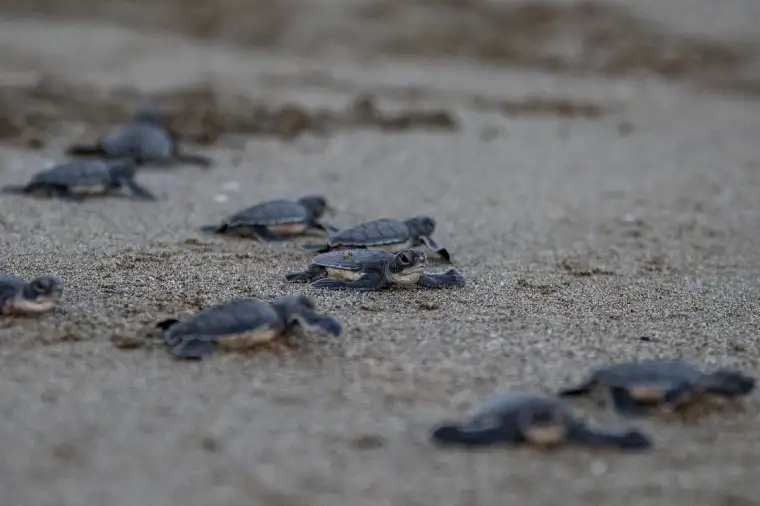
0 272 63 316
200 195 337 241
558 359 756 417
1 159 155 201
300 216 452 263
431 392 651 451
285 248 465 291
65 107 212 168
155 295 342 359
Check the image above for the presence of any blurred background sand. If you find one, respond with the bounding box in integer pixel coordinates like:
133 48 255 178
0 1 759 505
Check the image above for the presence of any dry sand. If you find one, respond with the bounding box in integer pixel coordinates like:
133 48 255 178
1 1 760 505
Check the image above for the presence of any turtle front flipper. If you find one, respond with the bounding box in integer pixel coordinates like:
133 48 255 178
312 272 385 291
431 423 514 447
290 311 342 336
65 143 107 157
419 236 452 264
170 339 216 359
608 387 650 417
285 264 327 283
319 222 341 234
121 178 157 201
51 186 83 202
417 269 466 288
662 382 696 407
568 424 651 451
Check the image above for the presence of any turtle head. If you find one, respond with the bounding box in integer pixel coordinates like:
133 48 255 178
132 106 165 125
387 249 427 285
273 294 316 314
404 216 436 238
272 294 342 336
703 369 756 397
19 276 63 313
297 195 335 219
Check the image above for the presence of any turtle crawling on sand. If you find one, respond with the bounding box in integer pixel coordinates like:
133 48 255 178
0 272 63 316
200 195 337 241
431 392 651 451
285 248 465 291
558 359 756 417
1 159 155 201
65 106 212 168
155 295 342 359
300 216 452 263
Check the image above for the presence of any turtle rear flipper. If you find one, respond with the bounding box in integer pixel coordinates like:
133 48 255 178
173 153 213 168
66 143 107 157
171 339 215 359
200 224 224 234
248 225 290 242
417 269 465 288
569 425 651 450
420 236 452 264
156 318 180 331
431 424 514 447
1 184 28 195
299 242 332 253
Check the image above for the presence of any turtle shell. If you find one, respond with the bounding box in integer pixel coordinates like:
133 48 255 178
311 249 394 270
161 298 284 348
100 123 175 160
225 199 310 227
329 218 412 247
31 160 112 188
592 360 702 400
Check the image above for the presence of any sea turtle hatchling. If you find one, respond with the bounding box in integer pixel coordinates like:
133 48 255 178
65 106 212 168
558 359 756 417
200 195 338 241
0 272 63 316
431 392 651 451
155 295 342 359
300 216 452 263
1 159 155 201
285 248 465 291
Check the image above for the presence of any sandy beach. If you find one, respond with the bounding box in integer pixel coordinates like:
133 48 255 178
1 1 760 505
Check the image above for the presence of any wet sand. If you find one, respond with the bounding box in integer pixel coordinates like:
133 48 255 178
1 1 760 505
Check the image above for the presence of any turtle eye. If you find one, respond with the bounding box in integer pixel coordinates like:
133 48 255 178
400 252 411 265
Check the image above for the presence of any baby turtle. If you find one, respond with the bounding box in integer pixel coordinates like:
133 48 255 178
1 159 155 201
558 359 756 417
155 295 342 359
0 272 63 316
285 248 465 291
200 195 337 241
300 216 452 263
65 107 212 168
431 392 651 450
